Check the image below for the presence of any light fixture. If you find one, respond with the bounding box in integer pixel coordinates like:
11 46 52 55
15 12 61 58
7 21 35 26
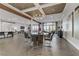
33 14 43 20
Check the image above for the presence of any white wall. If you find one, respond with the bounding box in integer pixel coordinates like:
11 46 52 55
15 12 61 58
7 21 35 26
0 9 37 32
62 3 79 50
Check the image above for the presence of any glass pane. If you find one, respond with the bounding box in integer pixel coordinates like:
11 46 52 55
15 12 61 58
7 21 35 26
74 8 79 39
31 24 39 34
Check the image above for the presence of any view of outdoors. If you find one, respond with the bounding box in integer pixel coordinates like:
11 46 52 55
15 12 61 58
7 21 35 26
31 22 56 34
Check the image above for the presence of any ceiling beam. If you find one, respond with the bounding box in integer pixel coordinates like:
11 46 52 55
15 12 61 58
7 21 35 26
34 3 45 16
32 19 41 24
22 3 59 12
0 3 32 20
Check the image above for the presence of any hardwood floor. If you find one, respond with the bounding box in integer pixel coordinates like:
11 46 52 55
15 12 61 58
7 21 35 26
0 34 79 56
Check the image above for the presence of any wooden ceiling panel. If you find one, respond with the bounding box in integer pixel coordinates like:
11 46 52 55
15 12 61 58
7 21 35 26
0 3 66 21
9 3 35 10
26 10 42 17
43 3 66 15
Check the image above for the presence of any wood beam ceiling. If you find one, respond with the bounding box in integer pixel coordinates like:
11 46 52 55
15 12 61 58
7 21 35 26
0 4 32 20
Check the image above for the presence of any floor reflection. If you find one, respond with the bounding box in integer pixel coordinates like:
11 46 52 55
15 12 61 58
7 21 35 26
0 34 79 56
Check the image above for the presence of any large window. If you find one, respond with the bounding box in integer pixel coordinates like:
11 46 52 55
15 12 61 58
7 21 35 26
1 22 14 32
62 13 73 38
31 23 56 34
67 13 73 37
31 24 39 34
44 22 56 34
74 7 79 39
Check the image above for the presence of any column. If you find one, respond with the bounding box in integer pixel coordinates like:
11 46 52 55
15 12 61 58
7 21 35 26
56 22 58 31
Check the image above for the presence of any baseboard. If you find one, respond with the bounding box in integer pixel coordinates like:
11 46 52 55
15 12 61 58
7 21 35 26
63 36 79 50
